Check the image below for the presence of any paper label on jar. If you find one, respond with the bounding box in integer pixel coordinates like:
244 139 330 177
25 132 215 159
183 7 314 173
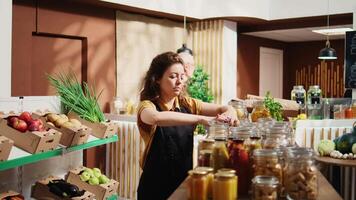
295 93 305 104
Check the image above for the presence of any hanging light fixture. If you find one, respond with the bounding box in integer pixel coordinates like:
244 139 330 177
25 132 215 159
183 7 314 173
177 14 193 55
318 0 337 60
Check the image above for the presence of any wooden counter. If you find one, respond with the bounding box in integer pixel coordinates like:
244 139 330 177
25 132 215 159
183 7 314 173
168 171 342 200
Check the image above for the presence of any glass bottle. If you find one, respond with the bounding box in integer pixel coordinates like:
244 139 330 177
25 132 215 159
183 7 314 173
213 172 238 200
323 99 331 119
291 85 306 105
188 169 208 200
251 101 271 122
307 85 322 105
252 175 279 200
285 148 317 200
110 97 123 114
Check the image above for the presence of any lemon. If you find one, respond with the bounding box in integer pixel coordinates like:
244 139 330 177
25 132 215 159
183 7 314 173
298 114 307 120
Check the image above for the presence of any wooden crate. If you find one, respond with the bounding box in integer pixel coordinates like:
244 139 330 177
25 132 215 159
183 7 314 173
0 118 61 154
31 176 95 200
66 167 119 200
0 136 13 161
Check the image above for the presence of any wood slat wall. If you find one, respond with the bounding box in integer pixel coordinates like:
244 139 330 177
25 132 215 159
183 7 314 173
295 61 344 97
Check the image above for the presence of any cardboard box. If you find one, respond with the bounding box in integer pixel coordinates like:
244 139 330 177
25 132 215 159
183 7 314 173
0 118 61 154
32 176 95 200
0 190 23 199
68 112 118 139
0 136 14 161
65 167 119 200
32 113 91 147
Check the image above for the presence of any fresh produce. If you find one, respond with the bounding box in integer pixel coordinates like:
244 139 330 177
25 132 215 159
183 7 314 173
48 72 105 123
330 150 356 159
317 140 335 156
28 119 45 131
334 133 356 154
6 112 46 132
10 118 27 132
2 194 25 200
18 111 32 123
264 91 283 121
352 143 356 154
46 113 82 129
47 179 85 198
79 167 110 185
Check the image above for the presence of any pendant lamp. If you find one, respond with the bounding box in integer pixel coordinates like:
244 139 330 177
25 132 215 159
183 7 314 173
177 15 193 55
318 0 337 60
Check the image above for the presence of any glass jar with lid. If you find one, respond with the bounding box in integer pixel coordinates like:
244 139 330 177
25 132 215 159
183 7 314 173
251 101 271 122
207 120 228 140
195 167 214 199
210 138 229 172
198 138 215 167
307 85 322 105
213 172 238 200
291 85 306 105
285 148 318 200
228 100 248 122
252 175 279 200
263 127 290 149
188 169 209 200
253 149 282 185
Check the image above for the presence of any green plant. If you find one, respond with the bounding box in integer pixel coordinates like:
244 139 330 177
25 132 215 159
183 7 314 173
263 91 283 121
187 66 214 103
48 72 105 123
187 66 214 134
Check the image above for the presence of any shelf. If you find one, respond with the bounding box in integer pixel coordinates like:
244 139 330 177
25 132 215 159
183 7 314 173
0 135 118 171
107 194 118 200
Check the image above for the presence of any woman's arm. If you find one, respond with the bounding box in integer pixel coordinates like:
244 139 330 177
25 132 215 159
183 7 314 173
140 107 215 127
199 102 237 125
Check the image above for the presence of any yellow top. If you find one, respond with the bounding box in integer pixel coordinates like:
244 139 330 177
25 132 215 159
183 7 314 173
137 96 203 168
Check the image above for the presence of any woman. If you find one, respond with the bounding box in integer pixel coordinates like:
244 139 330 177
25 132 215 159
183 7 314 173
137 52 237 200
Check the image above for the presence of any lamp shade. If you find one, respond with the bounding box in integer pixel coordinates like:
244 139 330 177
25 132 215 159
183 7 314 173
318 46 337 60
177 44 193 55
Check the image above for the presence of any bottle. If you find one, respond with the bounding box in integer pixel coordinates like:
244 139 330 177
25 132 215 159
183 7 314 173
323 99 330 119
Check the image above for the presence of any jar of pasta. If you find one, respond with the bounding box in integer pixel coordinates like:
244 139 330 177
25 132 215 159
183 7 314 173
252 175 279 200
253 149 282 185
251 101 271 122
213 172 238 200
195 167 214 199
188 169 209 200
285 148 318 200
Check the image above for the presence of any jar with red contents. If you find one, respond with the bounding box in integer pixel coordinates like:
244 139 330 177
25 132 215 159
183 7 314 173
228 129 251 196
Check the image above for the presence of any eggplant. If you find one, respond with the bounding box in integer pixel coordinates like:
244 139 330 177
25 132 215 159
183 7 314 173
47 179 85 197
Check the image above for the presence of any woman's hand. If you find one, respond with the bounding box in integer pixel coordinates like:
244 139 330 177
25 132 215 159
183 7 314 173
216 114 239 126
198 116 216 126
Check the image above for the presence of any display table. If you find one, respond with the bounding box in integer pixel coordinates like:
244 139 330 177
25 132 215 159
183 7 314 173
168 170 342 200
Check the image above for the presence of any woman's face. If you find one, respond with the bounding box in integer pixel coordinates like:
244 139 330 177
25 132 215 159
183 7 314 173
158 63 186 98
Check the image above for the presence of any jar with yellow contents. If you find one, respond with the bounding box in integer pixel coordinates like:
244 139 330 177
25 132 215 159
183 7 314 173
188 169 209 200
251 101 271 122
213 172 238 200
210 138 229 172
195 167 214 199
228 100 248 122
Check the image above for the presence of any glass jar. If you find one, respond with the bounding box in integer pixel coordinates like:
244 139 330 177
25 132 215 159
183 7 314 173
213 172 238 200
229 100 248 122
195 167 214 199
210 139 229 172
188 169 209 200
252 175 279 200
198 149 212 167
198 139 214 165
110 97 124 114
253 149 282 185
291 85 306 105
229 127 251 195
207 121 228 140
333 104 345 119
263 127 290 149
285 148 318 200
251 101 271 122
307 85 322 105
345 106 353 119
217 168 236 175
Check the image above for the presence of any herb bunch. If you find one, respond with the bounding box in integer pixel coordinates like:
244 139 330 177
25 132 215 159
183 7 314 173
264 91 283 121
48 72 105 123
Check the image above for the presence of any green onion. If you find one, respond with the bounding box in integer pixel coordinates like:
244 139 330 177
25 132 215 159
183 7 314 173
48 72 105 123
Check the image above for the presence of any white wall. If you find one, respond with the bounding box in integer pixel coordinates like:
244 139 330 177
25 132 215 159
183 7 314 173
101 0 356 20
0 0 12 97
221 20 237 104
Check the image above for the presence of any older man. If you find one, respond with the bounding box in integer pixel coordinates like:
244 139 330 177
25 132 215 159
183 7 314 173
177 44 195 78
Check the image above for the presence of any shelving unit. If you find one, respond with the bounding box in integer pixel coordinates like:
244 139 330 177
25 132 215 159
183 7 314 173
0 135 118 171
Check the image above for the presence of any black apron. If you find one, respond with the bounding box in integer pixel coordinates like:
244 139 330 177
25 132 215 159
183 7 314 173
137 103 195 200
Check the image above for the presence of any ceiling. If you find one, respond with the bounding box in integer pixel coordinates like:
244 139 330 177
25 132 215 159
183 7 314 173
243 24 353 42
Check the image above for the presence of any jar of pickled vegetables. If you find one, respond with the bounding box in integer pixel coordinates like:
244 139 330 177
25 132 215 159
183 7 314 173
213 172 238 200
253 149 282 185
198 150 212 167
251 101 271 122
252 175 279 200
285 148 317 200
210 139 229 172
229 100 248 122
195 167 214 199
188 169 209 200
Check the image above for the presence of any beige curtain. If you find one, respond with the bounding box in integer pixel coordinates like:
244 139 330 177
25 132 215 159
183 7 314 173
116 11 192 105
191 20 224 104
